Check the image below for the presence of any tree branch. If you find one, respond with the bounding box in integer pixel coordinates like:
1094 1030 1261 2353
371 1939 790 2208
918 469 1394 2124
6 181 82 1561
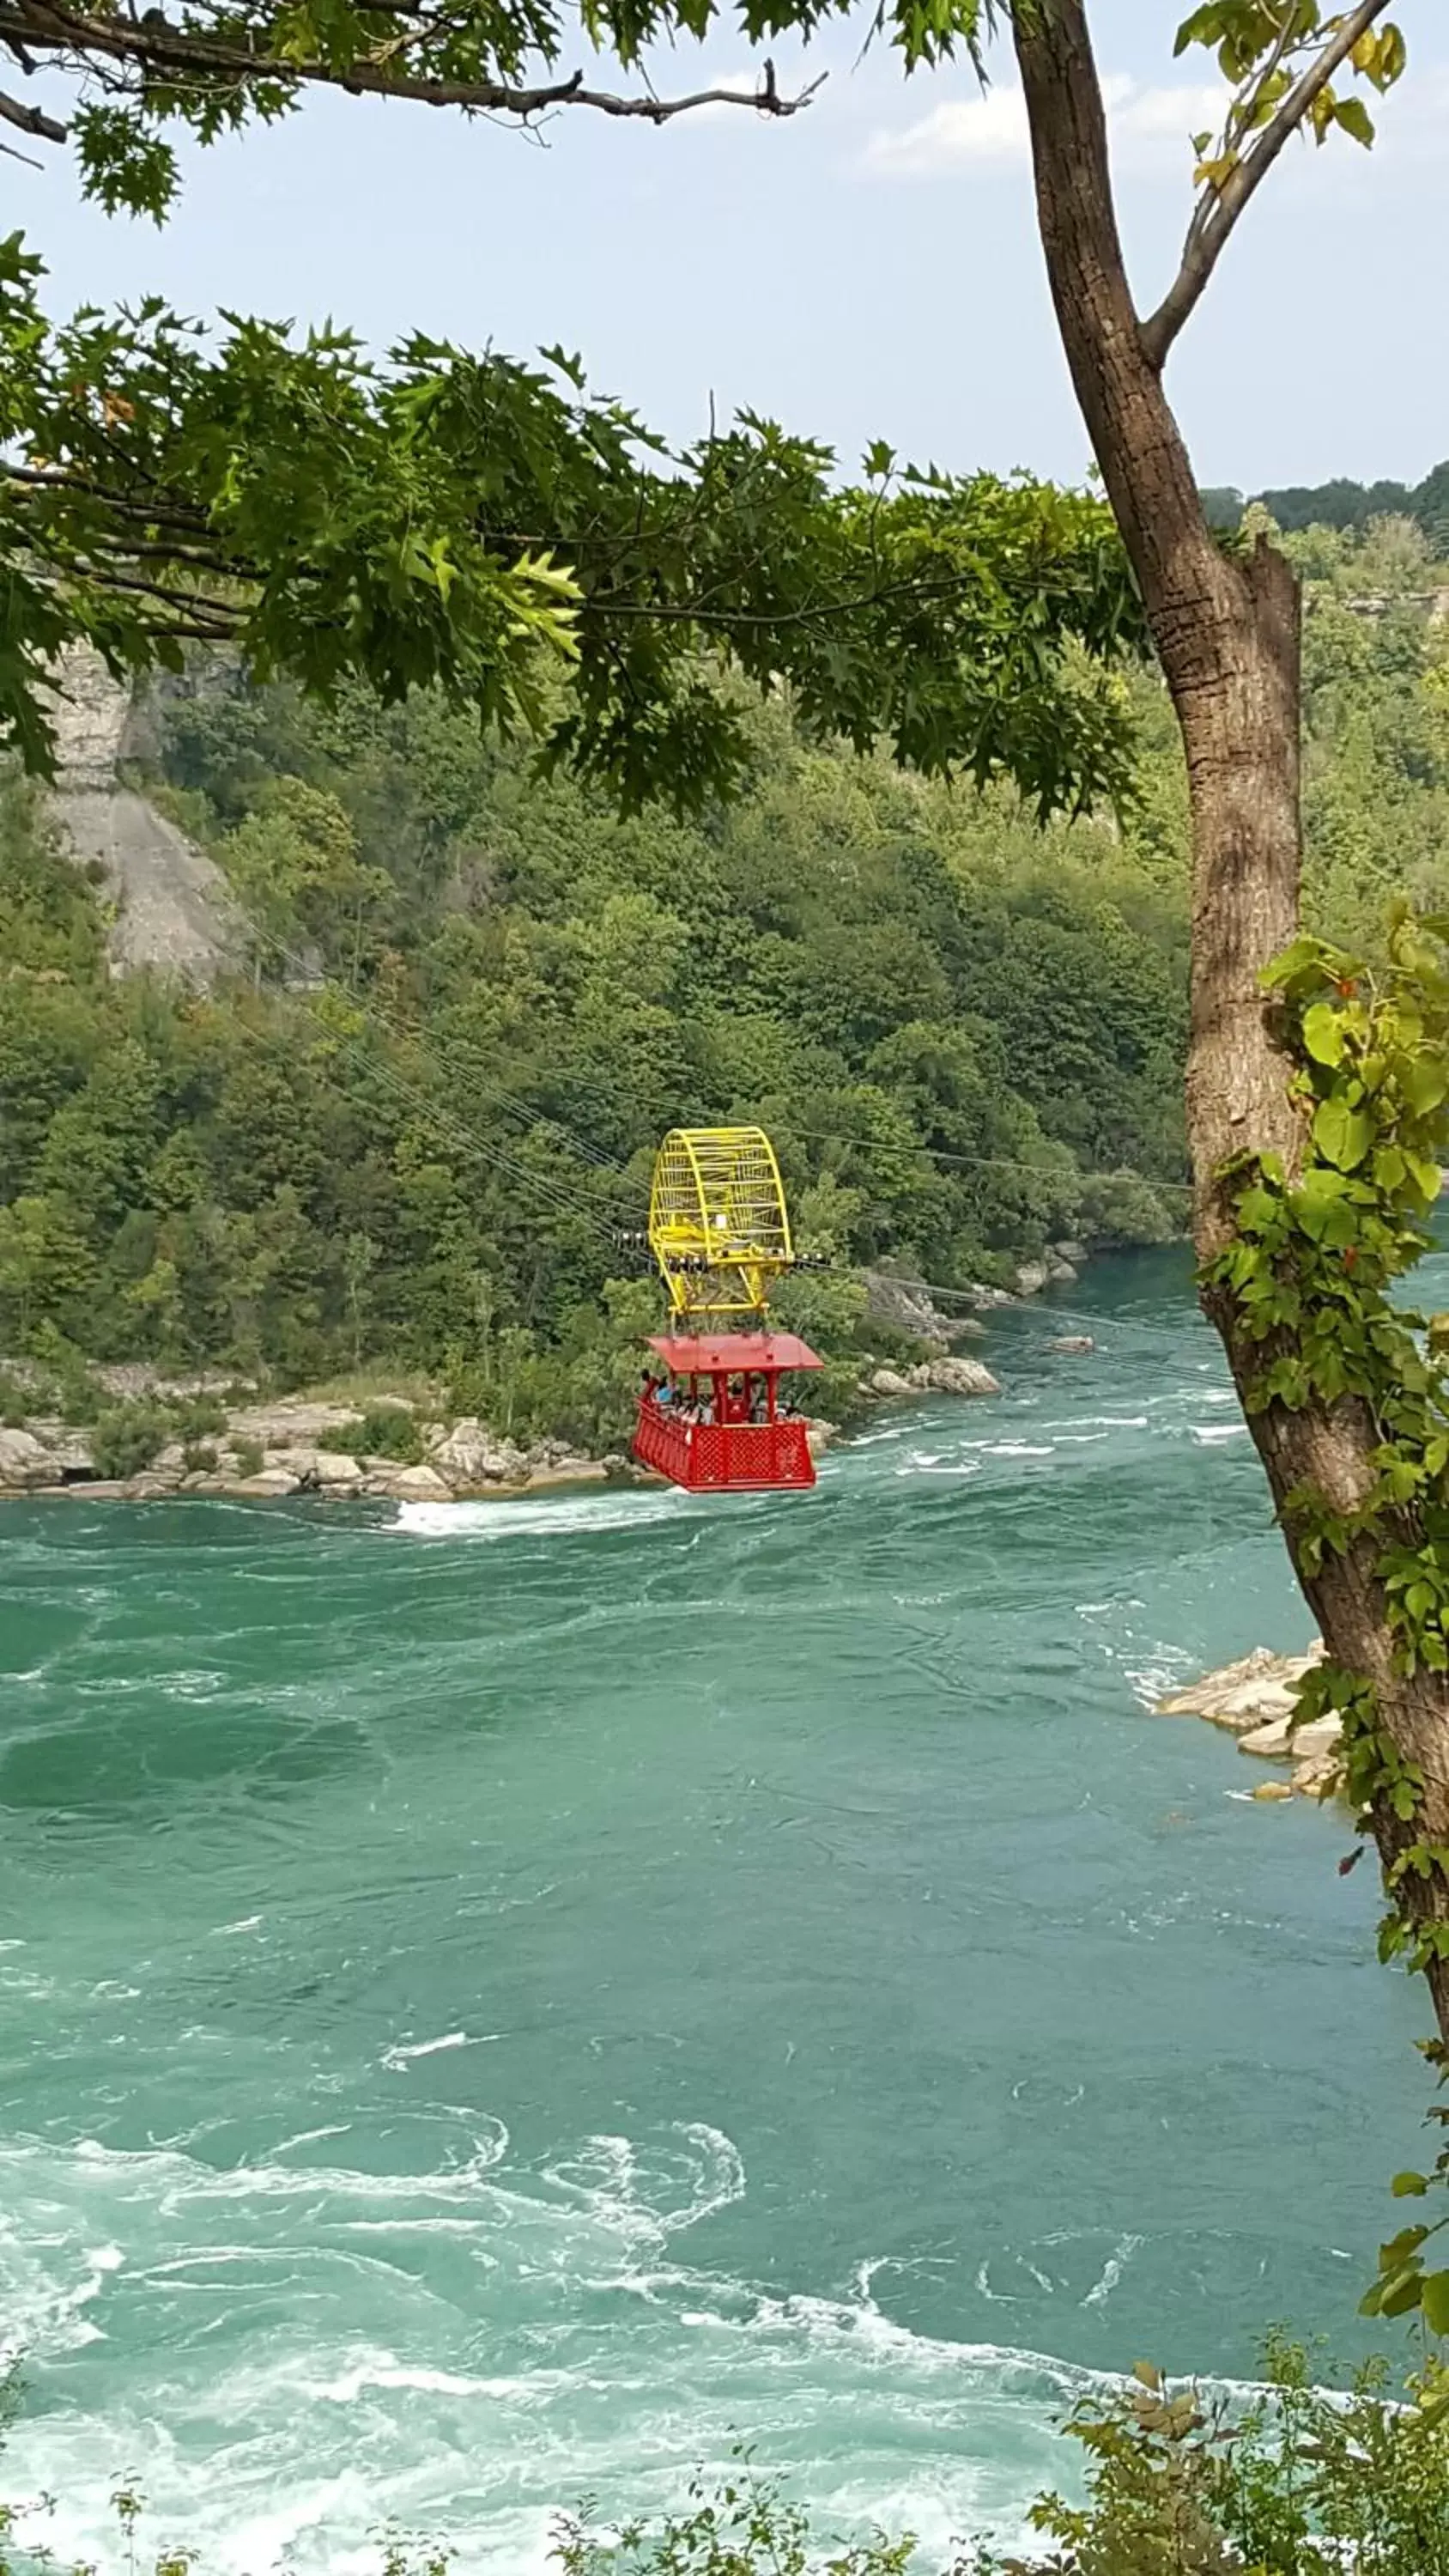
0 76 64 137
1141 0 1395 368
0 0 825 128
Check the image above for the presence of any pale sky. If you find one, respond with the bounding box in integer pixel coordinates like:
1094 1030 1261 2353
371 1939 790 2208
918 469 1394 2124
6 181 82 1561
13 0 1449 495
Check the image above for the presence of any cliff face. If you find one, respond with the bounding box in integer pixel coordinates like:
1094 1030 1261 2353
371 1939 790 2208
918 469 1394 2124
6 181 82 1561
44 647 244 986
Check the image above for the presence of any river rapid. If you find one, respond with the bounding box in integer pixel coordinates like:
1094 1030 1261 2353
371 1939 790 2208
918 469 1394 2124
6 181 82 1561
0 1248 1437 2572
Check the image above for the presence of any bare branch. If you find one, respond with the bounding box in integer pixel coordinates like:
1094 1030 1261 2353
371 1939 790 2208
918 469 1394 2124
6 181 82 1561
0 77 64 138
1141 0 1394 368
0 0 826 126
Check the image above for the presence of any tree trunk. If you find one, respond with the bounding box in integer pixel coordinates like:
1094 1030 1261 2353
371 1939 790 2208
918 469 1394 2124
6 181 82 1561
1013 0 1449 2037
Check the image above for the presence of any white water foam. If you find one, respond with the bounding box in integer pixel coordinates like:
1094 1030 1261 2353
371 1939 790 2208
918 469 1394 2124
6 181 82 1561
391 1491 696 1540
380 2032 502 2070
0 2120 1099 2576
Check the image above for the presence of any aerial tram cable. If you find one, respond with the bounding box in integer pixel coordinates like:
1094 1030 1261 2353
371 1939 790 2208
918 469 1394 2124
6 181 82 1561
234 938 622 1241
228 967 1193 1369
240 920 631 1223
237 920 1198 1266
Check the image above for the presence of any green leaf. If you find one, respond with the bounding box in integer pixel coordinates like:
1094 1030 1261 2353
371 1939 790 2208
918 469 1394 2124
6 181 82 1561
1380 2266 1428 2318
1401 1053 1449 1115
1392 2171 1430 2196
1301 1000 1344 1066
1422 2269 1449 2336
1313 1095 1373 1171
1333 93 1376 146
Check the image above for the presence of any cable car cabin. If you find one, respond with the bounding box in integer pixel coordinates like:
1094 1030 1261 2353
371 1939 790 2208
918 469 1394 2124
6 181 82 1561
634 1332 822 1493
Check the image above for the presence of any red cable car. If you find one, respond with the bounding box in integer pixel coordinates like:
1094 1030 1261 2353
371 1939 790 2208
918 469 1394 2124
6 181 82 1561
631 1127 823 1494
634 1330 822 1492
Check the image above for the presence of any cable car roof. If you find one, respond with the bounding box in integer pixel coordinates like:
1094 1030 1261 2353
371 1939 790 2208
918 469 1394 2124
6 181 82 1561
646 1332 823 1374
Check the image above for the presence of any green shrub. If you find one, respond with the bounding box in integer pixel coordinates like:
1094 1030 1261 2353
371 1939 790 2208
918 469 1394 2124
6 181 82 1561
181 1442 218 1474
171 1394 227 1440
89 1402 169 1480
977 2336 1449 2574
0 1371 34 1427
231 1437 264 1478
58 1368 102 1425
332 1404 422 1464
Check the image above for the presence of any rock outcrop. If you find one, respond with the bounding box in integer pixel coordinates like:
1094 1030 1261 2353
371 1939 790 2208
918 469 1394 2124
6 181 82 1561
1014 1255 1080 1296
859 1270 985 1349
1155 1644 1343 1800
427 1418 530 1489
0 1428 57 1489
44 646 244 986
865 1355 1002 1401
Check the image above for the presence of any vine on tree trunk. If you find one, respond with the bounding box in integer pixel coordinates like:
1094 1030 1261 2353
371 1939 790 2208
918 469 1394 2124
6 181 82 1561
1203 905 1449 2347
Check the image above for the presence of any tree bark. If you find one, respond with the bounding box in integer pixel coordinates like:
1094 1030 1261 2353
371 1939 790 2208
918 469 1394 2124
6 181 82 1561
1012 0 1449 2036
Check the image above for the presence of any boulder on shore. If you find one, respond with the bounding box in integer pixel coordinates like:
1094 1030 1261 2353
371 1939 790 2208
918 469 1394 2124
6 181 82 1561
859 1270 985 1347
866 1355 1002 1400
429 1418 530 1489
384 1463 453 1502
0 1426 59 1489
1155 1643 1324 1735
1156 1643 1343 1801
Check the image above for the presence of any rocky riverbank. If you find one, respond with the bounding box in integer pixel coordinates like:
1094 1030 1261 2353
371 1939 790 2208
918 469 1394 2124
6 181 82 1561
0 1373 858 1506
1155 1644 1344 1801
0 1260 1105 1506
0 1395 629 1505
0 1327 1028 1505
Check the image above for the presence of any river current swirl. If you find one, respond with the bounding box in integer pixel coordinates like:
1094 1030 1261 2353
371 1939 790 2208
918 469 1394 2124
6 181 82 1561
0 1248 1436 2569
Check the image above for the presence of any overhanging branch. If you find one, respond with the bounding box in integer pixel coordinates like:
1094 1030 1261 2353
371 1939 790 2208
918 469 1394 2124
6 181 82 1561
1140 0 1394 369
0 77 63 137
0 1 826 133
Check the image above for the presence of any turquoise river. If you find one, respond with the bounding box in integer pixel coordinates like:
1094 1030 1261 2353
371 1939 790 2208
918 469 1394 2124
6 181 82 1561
0 1248 1439 2571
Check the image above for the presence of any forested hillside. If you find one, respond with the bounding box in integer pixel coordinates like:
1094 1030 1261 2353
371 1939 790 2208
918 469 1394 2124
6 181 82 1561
1 512 1446 1441
1203 462 1449 548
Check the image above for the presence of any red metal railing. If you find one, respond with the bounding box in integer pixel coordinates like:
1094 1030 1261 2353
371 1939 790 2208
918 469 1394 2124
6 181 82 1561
632 1401 815 1491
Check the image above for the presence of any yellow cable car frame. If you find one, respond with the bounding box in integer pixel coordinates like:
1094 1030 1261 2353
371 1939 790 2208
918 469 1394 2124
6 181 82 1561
647 1127 796 1322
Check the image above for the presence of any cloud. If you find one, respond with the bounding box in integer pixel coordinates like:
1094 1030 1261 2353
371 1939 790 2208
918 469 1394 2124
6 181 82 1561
863 72 1227 179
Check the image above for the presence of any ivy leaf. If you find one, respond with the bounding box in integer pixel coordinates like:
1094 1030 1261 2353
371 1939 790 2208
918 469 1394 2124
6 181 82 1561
1301 1000 1345 1066
1380 2266 1428 2318
1400 1054 1449 1116
1333 93 1376 146
1313 1096 1373 1171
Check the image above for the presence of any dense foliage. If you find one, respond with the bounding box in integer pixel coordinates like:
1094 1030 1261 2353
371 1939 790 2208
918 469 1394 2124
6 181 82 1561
0 665 1190 1443
0 233 1141 813
1203 465 1449 551
2 518 1446 1446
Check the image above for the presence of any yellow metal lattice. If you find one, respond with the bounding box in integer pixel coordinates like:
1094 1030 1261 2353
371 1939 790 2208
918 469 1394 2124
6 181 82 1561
647 1127 795 1320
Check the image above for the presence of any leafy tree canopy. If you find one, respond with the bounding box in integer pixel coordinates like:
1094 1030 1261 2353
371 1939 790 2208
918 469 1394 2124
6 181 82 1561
0 233 1142 812
0 0 1410 809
